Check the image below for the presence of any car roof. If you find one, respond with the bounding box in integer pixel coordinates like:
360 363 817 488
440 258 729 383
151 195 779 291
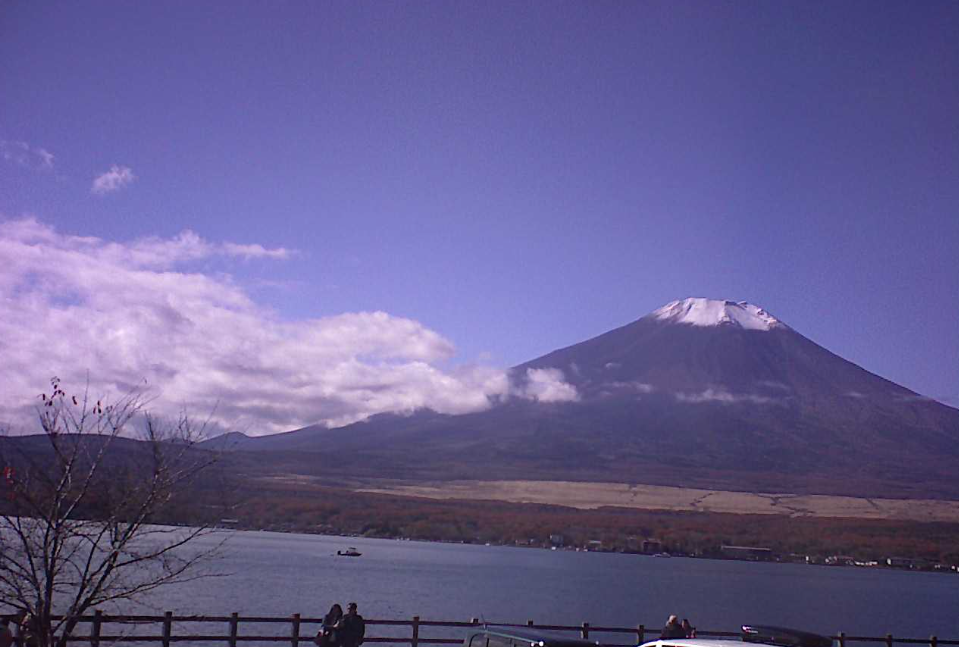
640 640 746 647
471 627 597 647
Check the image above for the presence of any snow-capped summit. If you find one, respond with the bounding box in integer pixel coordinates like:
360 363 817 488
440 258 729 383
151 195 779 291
650 298 782 331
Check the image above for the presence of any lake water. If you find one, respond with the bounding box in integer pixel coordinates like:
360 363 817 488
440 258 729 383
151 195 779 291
130 531 958 642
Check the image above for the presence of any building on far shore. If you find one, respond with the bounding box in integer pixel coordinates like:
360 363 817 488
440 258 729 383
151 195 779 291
886 556 922 569
641 539 663 554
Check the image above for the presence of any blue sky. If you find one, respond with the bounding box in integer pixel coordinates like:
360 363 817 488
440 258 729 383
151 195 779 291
2 1 957 432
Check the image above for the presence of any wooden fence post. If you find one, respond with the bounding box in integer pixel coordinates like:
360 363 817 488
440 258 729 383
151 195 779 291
230 613 239 647
292 613 301 647
162 612 172 647
91 610 102 647
37 613 959 647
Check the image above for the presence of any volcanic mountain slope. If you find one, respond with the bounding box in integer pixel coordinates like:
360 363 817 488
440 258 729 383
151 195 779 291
213 299 959 498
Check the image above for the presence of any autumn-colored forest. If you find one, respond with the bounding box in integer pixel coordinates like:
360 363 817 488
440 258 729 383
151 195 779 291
211 479 959 566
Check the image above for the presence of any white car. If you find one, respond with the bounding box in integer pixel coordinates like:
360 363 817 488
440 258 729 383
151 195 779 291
639 626 833 647
640 640 746 647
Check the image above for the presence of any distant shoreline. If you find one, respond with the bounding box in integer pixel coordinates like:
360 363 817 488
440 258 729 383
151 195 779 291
211 521 959 575
212 475 959 571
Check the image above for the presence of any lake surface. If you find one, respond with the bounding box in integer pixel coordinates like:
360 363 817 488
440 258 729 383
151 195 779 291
132 531 958 641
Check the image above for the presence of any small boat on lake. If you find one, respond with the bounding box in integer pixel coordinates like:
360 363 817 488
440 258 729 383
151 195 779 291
337 547 362 557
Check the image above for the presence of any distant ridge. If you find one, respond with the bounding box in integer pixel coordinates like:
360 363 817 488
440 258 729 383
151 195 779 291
201 431 253 450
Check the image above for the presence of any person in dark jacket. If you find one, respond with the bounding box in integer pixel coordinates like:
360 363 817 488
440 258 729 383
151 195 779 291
681 619 695 638
660 615 686 639
339 603 365 647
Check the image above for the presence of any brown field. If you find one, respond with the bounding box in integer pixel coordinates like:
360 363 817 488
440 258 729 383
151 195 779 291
355 480 959 522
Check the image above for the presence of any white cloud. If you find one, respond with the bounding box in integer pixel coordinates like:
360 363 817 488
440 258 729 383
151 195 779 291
605 380 655 394
1 140 55 171
91 165 136 195
0 217 511 435
519 368 579 403
221 242 292 260
675 388 775 405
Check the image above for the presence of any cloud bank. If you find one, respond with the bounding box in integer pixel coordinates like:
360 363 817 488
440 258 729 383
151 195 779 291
91 165 136 195
0 218 573 435
674 388 777 405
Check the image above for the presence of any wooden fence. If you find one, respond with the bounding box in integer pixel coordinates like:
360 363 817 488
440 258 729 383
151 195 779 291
41 614 959 647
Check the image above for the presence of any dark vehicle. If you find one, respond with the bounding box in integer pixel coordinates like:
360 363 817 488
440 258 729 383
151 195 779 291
741 626 832 647
464 627 598 647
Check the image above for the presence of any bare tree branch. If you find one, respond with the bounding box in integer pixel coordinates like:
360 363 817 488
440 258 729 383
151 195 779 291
0 379 225 647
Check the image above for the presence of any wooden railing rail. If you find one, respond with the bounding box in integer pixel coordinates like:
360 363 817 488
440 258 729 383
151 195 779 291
28 615 959 647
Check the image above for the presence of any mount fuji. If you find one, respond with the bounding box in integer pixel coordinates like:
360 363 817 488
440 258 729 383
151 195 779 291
214 298 959 498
